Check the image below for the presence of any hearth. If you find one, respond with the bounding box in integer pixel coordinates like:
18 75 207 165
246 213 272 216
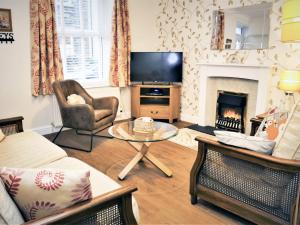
215 91 247 133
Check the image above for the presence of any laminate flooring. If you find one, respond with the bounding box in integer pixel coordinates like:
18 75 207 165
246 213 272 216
46 121 253 225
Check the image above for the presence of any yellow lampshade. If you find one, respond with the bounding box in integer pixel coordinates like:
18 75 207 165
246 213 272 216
281 0 300 42
278 70 300 92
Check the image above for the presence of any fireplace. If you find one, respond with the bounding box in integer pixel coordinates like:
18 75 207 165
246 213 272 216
215 91 247 133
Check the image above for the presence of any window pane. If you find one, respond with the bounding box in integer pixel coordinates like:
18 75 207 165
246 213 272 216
81 0 92 30
62 0 92 30
55 0 109 86
63 0 80 29
63 36 100 81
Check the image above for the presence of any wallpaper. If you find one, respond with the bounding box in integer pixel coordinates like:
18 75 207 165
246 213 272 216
155 0 300 118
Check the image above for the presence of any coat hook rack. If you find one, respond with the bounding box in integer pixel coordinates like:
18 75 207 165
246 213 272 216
0 33 15 44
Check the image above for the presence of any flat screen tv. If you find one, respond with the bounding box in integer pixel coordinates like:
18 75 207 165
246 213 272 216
130 52 183 83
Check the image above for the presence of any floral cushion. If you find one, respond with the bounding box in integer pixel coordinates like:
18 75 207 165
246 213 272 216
255 111 289 142
0 168 92 221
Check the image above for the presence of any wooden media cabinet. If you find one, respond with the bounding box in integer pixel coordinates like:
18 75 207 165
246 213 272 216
131 84 181 123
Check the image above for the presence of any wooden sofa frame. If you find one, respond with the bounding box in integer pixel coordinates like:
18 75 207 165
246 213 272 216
0 117 138 225
190 135 300 225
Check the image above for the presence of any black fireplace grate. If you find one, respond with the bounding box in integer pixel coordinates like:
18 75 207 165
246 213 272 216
216 91 247 133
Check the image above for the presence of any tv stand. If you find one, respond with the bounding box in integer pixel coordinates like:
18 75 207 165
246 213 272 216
131 84 181 123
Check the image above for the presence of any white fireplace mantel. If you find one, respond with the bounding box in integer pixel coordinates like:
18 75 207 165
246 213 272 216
198 63 270 126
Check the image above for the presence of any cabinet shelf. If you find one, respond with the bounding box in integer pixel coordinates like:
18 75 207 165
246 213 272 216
140 95 170 99
131 84 181 123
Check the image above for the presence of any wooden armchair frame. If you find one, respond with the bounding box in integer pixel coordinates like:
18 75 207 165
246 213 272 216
24 186 138 225
190 135 300 225
0 117 138 225
0 116 24 134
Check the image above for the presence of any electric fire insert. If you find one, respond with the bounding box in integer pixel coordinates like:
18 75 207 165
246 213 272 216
215 91 247 133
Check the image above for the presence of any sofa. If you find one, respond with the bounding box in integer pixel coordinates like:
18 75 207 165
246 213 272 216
190 102 300 225
0 117 139 225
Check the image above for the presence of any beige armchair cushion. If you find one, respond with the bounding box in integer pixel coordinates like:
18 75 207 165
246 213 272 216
94 109 113 121
272 101 300 159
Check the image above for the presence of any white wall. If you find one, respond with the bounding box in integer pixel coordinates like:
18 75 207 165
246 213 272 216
0 0 53 132
0 0 131 134
128 0 160 51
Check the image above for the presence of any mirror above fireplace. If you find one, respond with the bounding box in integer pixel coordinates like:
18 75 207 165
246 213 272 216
211 3 272 50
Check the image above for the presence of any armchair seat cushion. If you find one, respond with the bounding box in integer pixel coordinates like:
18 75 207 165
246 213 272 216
94 109 113 121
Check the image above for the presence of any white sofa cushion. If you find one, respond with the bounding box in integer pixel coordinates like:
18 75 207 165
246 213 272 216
214 131 275 154
43 157 140 223
67 94 86 105
0 131 67 168
0 167 92 221
0 179 24 225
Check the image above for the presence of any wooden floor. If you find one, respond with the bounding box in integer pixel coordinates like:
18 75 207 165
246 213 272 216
47 121 252 225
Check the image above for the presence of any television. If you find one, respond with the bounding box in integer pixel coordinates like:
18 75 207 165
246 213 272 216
130 52 183 83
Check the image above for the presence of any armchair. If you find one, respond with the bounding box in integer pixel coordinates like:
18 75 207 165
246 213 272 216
52 80 119 152
191 102 300 225
190 134 300 225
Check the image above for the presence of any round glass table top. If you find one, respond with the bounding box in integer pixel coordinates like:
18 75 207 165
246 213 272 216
108 121 178 142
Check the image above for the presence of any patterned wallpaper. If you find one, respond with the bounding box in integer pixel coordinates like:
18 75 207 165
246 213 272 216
155 0 300 118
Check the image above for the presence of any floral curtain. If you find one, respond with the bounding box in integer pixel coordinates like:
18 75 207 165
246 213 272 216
211 10 225 50
31 0 64 96
109 0 131 87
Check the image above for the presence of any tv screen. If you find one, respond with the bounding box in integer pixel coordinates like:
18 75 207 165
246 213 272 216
130 52 183 83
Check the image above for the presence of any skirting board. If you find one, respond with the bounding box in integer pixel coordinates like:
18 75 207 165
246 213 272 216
180 114 201 124
30 113 132 135
115 113 131 121
30 125 59 135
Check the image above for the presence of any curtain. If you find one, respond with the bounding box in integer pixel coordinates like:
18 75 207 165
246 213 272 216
211 10 225 50
109 0 131 87
31 0 64 96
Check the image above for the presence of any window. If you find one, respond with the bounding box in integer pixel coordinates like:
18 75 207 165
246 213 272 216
55 0 112 87
235 23 248 50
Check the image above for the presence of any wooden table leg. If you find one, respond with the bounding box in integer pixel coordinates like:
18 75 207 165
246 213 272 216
145 152 172 177
116 127 172 179
118 152 145 180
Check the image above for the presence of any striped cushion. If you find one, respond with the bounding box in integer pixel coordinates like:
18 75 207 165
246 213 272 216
0 131 67 168
272 101 300 159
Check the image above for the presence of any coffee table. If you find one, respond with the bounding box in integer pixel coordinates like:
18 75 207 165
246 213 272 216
108 121 178 180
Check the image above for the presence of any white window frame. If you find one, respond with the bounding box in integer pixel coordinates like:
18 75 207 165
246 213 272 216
55 0 112 88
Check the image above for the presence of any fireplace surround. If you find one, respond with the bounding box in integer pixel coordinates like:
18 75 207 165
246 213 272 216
198 63 270 134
